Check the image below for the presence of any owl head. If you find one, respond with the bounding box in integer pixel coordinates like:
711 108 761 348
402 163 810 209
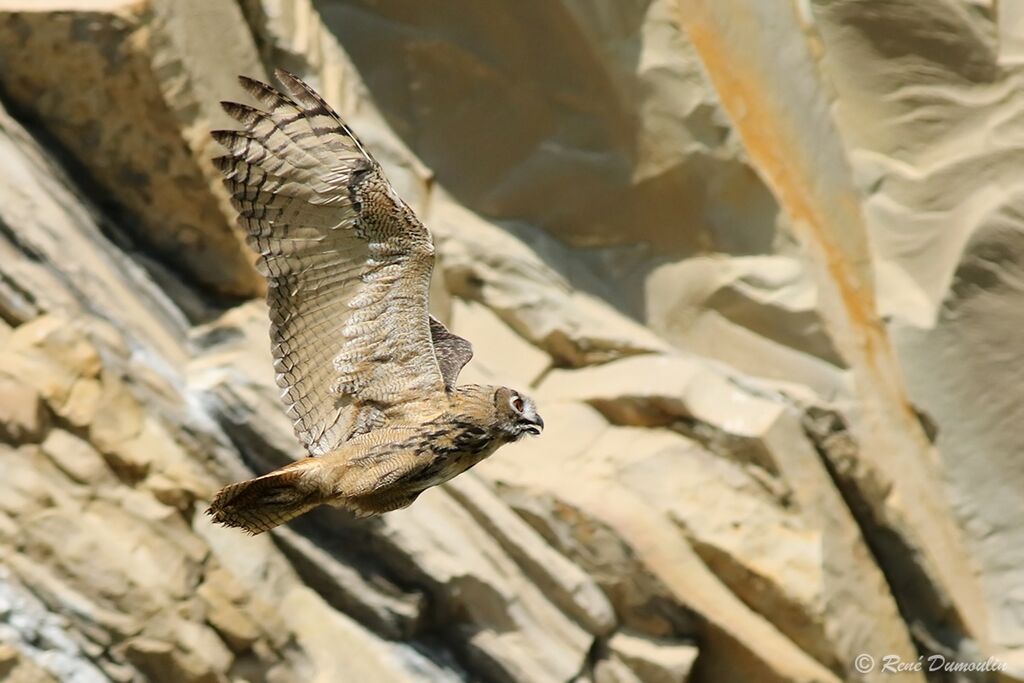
494 386 544 441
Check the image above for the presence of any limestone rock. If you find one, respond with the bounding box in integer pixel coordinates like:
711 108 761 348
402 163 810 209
433 194 672 367
608 631 698 683
593 656 645 683
644 256 848 398
0 374 47 443
197 516 462 683
538 353 790 478
618 442 834 669
305 0 778 258
449 298 550 388
479 373 919 679
645 256 842 366
675 1 991 665
0 565 113 683
269 525 426 641
477 413 839 681
0 644 59 683
369 489 596 682
0 97 190 361
0 0 263 298
195 580 261 654
39 430 114 486
810 0 1024 659
444 474 617 637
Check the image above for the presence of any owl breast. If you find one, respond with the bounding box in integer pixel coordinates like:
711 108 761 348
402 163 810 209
406 421 499 491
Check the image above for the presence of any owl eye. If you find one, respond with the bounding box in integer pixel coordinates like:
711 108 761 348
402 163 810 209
512 395 524 413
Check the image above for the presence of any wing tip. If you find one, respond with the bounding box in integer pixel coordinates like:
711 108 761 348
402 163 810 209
221 100 258 122
238 74 270 90
272 68 332 112
274 67 301 85
237 74 291 107
268 69 373 163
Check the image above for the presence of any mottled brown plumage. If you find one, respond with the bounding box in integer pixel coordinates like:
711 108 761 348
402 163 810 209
206 70 543 534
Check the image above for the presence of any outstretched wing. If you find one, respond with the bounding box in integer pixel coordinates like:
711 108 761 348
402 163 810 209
212 69 448 455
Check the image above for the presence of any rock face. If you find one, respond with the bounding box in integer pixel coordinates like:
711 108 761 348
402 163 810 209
0 0 1019 681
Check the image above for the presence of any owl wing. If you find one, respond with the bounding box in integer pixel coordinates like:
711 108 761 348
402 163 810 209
213 69 453 455
429 315 473 391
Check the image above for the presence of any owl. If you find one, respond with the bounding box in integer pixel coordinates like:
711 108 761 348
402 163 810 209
206 70 543 534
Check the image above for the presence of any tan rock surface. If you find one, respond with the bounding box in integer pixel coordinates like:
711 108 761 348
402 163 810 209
431 193 672 367
0 0 1018 681
0 374 47 443
0 643 59 683
0 0 263 298
810 0 1024 662
675 0 999 668
608 631 698 683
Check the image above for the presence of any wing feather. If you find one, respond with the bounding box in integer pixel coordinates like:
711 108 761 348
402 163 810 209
213 69 447 455
429 316 473 391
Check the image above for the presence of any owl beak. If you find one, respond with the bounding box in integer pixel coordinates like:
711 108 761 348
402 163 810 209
524 414 544 436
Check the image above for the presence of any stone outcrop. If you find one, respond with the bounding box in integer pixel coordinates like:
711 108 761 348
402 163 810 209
0 0 1021 681
0 0 265 299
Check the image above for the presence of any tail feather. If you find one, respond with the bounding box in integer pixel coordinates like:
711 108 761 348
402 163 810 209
206 461 322 534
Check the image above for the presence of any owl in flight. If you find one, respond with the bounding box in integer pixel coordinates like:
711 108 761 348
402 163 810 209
206 70 543 534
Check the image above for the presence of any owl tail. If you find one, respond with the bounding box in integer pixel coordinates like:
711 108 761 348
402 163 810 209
206 459 324 535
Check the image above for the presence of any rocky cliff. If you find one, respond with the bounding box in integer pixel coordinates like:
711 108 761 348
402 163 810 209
0 1 1020 682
